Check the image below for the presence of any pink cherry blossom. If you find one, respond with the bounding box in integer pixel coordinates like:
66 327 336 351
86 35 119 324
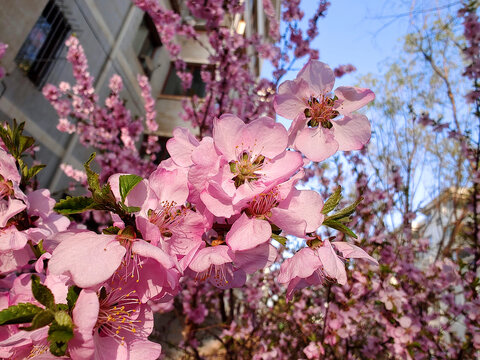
274 59 375 162
70 286 162 360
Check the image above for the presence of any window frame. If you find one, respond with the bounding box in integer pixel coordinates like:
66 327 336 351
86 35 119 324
15 0 71 88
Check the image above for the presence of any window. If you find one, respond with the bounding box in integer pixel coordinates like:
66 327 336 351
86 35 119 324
134 13 162 78
15 0 70 88
162 63 210 98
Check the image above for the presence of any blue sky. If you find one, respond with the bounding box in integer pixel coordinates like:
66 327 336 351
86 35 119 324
262 0 461 85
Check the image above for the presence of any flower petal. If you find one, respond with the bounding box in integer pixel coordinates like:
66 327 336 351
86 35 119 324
274 79 309 120
48 231 126 288
226 214 271 252
332 241 378 265
334 86 375 114
297 60 335 95
332 114 371 151
294 127 339 162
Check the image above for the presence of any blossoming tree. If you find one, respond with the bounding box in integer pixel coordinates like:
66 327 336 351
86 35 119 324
0 0 478 359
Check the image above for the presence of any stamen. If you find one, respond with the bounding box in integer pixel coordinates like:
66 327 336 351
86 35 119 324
95 287 142 344
27 343 49 359
149 200 186 238
230 149 268 188
305 95 339 129
195 264 230 287
248 188 280 217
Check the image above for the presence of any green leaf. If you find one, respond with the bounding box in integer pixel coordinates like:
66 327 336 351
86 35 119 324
55 304 69 312
18 135 35 155
125 206 141 213
103 226 121 235
26 164 46 180
84 153 101 193
66 286 81 311
30 239 46 258
321 186 342 214
47 313 74 357
54 310 74 327
20 309 54 331
54 196 95 215
48 323 73 356
271 234 287 246
0 303 43 325
31 275 55 310
119 174 143 203
325 197 363 221
322 219 358 239
49 340 69 357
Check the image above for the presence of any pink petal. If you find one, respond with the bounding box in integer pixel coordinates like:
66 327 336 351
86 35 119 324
334 86 375 114
297 60 335 95
0 148 20 184
258 150 303 185
27 189 55 217
0 328 34 348
136 215 161 247
132 240 177 270
287 114 307 147
0 226 28 251
226 214 271 251
0 198 26 228
48 231 126 288
69 289 98 360
200 181 235 218
275 168 304 199
243 116 288 159
190 137 219 167
131 258 171 303
148 167 188 205
234 243 277 274
166 127 200 167
274 79 310 120
270 189 324 237
72 289 99 333
179 241 205 271
129 340 162 360
294 127 339 162
332 241 378 265
269 207 306 237
189 246 233 273
315 241 347 285
0 248 31 274
278 247 322 284
212 114 246 160
332 114 371 151
34 252 51 273
228 268 247 288
44 274 69 304
94 334 128 360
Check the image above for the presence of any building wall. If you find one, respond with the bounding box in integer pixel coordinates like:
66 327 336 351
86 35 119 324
0 0 279 194
0 0 152 193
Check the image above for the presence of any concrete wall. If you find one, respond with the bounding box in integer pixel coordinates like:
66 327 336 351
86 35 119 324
0 0 154 193
0 0 278 194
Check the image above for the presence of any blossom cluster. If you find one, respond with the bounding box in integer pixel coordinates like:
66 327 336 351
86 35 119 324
0 58 377 358
42 36 159 182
